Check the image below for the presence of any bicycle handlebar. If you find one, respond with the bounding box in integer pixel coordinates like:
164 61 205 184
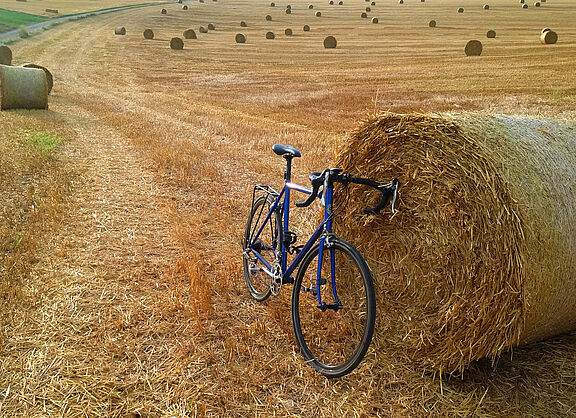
295 169 399 215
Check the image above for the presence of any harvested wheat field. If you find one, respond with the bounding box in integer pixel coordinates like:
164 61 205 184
2 0 576 415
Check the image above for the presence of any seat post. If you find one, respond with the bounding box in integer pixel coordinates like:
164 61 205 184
284 155 293 183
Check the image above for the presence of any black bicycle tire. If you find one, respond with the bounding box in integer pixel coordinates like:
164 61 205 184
291 238 376 378
243 194 282 301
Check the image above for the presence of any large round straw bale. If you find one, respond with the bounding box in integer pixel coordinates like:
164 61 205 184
199 26 208 33
483 4 489 9
266 14 272 21
235 33 246 43
534 2 540 6
170 37 184 49
486 29 496 38
428 20 436 27
457 7 464 13
143 29 154 39
336 112 576 372
114 27 126 35
464 39 482 56
285 8 291 14
0 65 48 110
361 12 367 18
266 31 275 39
208 23 215 30
240 21 247 27
371 17 378 23
161 8 167 14
308 4 313 9
21 63 53 94
540 30 557 44
0 46 12 66
285 28 293 36
315 11 321 16
366 6 371 11
303 24 310 31
182 5 188 9
541 27 551 34
183 29 197 39
323 35 337 48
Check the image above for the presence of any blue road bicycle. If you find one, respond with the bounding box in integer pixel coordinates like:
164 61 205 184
242 144 399 377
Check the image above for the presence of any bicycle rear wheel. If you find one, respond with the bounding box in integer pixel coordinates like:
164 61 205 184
292 238 375 378
243 194 282 301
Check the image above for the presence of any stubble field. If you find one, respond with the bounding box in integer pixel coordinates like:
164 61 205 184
2 0 576 415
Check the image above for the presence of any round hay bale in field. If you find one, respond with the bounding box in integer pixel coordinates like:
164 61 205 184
464 40 482 55
540 30 557 44
183 29 197 39
429 20 436 27
266 14 272 20
520 0 525 3
457 7 464 13
285 28 293 36
361 12 367 18
398 0 403 4
0 46 12 66
240 21 247 27
336 112 576 372
266 31 275 39
534 2 540 6
303 24 310 31
114 26 126 35
199 26 208 33
286 8 291 14
329 0 334 4
161 8 167 14
0 65 48 110
177 0 182 3
235 33 246 43
170 37 184 49
143 29 154 39
182 5 188 9
21 63 53 94
371 17 378 23
483 4 489 9
522 4 528 8
541 27 551 34
371 1 375 4
366 6 371 12
486 29 496 38
208 23 215 30
323 35 337 48
286 4 291 9
270 2 275 6
315 11 321 16
338 0 343 5
308 4 313 9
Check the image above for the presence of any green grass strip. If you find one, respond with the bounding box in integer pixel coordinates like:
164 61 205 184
0 8 46 31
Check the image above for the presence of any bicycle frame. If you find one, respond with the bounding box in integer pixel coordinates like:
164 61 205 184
246 173 340 307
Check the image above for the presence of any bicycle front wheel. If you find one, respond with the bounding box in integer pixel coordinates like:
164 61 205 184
292 238 375 378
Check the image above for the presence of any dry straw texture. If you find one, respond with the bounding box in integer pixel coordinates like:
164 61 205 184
335 112 576 372
114 26 126 35
143 28 154 39
0 64 48 110
0 45 12 66
21 63 53 94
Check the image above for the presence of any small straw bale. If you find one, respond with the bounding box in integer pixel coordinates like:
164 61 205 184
0 46 12 66
329 0 334 4
522 4 528 8
429 20 436 27
366 6 371 12
315 11 321 16
534 2 540 6
520 0 525 3
483 4 489 9
170 37 184 49
143 29 154 39
286 4 291 9
178 0 182 3
45 8 58 13
199 26 208 33
21 63 53 94
457 7 464 13
371 17 378 23
371 1 375 4
235 33 246 43
323 35 337 48
0 64 48 110
464 40 482 56
183 29 197 39
266 31 275 39
114 27 126 35
208 23 215 30
240 21 247 27
308 4 313 9
336 112 576 372
541 27 551 34
161 8 167 14
338 0 343 4
303 24 310 31
266 14 272 21
285 28 293 36
540 30 557 44
486 30 496 38
361 12 367 18
182 5 188 9
286 8 291 14
398 0 403 3
270 2 275 6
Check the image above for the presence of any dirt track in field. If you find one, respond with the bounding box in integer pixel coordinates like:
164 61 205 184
3 0 576 415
